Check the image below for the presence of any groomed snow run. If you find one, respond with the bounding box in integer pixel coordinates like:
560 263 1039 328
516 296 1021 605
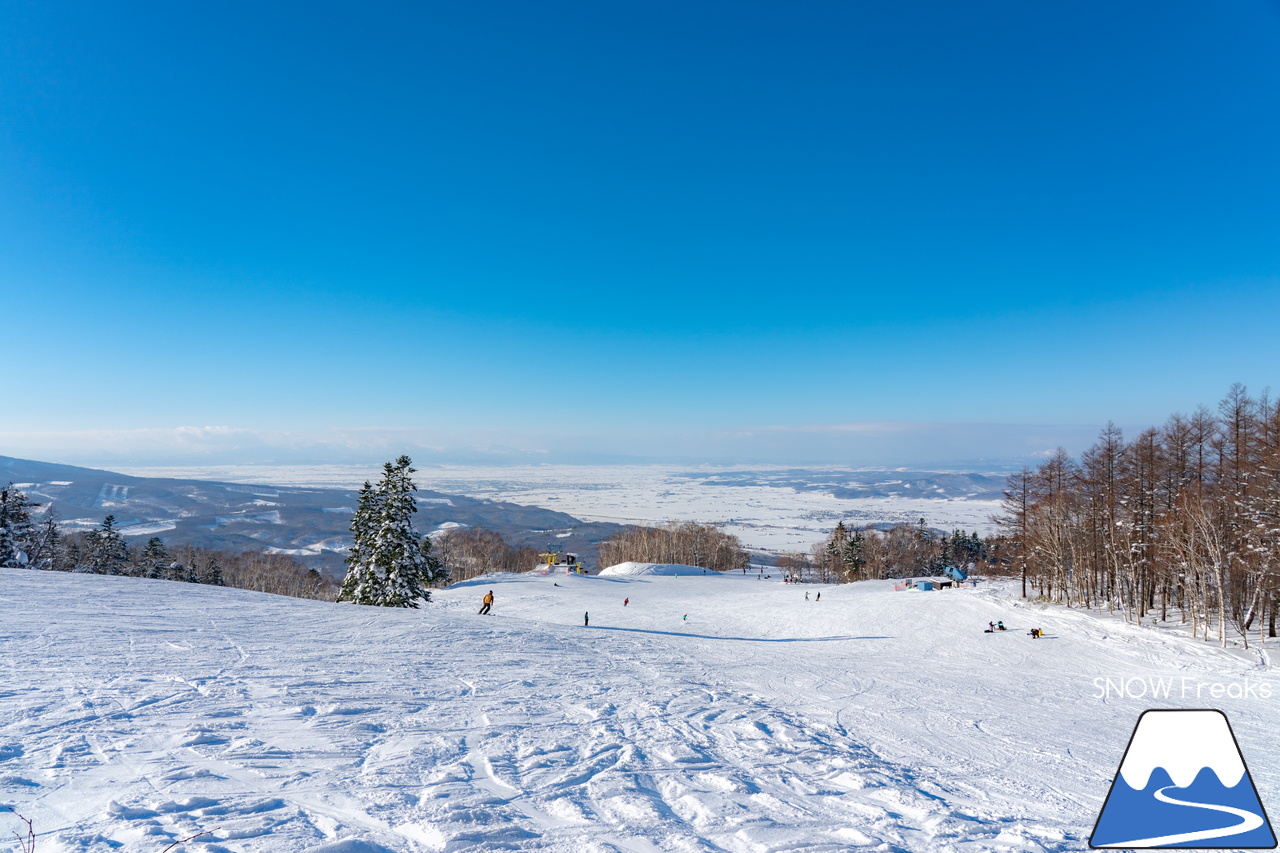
2 567 1277 852
596 563 712 577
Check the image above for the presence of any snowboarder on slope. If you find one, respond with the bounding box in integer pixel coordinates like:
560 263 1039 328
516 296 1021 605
479 590 494 615
805 591 809 601
584 611 589 627
815 592 820 602
624 597 629 607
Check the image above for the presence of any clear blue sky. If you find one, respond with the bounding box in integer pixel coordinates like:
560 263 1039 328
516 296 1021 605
4 1 1279 466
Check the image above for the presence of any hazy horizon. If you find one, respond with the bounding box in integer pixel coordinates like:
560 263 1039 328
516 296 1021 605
4 418 1134 473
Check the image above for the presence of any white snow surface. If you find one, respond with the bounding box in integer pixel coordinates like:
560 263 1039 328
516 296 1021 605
2 568 1278 852
597 563 713 578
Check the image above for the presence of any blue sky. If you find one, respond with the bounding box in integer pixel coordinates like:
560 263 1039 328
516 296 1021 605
4 1 1279 467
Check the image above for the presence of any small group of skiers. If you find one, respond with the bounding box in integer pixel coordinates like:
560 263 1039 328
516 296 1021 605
804 591 821 601
982 620 1045 638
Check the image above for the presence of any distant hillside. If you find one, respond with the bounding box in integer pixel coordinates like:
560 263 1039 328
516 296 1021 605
0 455 622 576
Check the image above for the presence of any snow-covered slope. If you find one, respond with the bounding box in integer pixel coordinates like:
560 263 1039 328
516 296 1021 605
1 568 1277 852
596 563 712 577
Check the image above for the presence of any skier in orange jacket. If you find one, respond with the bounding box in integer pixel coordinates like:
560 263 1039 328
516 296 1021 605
479 590 494 615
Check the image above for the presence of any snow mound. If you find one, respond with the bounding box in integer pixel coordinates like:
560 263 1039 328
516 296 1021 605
598 561 714 577
303 840 400 853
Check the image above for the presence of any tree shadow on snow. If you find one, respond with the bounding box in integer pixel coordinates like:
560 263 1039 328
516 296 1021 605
590 626 893 643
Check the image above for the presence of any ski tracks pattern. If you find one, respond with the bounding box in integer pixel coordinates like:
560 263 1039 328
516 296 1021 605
0 574 1093 852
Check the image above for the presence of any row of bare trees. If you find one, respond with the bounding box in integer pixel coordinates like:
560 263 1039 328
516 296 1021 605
36 528 334 601
61 529 338 600
996 384 1280 647
433 527 542 582
172 545 338 600
431 521 750 579
597 521 750 573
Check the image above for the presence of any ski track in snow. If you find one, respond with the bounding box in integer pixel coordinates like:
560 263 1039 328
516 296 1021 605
2 568 1277 852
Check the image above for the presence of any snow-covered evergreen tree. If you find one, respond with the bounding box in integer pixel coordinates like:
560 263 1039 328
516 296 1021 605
0 483 35 568
138 537 174 579
338 456 438 608
83 515 132 574
142 537 168 563
842 531 866 579
338 480 381 604
197 555 225 586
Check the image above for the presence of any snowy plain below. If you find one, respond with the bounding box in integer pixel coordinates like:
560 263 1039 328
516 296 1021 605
111 465 1004 552
3 567 1278 852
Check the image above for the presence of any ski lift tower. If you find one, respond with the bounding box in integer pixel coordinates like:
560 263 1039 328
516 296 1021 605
536 551 589 575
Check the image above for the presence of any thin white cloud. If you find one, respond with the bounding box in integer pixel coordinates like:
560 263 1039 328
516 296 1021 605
0 420 1107 469
755 421 933 435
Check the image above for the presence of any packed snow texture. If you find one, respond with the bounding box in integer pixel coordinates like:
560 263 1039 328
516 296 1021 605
597 563 712 578
2 568 1277 852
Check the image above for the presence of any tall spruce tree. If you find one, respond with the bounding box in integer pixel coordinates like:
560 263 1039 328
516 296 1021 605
139 537 177 579
842 531 866 579
0 483 35 568
338 456 438 607
339 480 381 603
198 556 225 586
84 515 132 574
141 537 168 563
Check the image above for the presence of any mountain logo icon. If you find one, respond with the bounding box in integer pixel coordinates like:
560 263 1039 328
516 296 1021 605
1091 709 1276 848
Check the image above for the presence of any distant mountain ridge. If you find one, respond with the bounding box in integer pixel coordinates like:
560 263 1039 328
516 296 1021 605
0 455 621 576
